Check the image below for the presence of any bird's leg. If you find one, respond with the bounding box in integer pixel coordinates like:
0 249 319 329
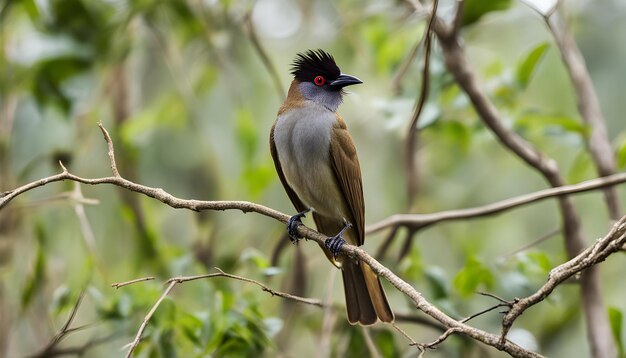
287 208 312 243
325 222 352 258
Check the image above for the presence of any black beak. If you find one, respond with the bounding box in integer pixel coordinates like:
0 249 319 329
329 74 363 88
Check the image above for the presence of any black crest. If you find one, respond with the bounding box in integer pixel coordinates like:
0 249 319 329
291 49 341 82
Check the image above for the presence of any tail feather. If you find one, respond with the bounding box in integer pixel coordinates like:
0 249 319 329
341 259 394 325
313 213 394 324
360 261 394 323
342 260 377 325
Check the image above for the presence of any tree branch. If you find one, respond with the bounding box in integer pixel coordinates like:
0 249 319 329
367 172 626 234
404 2 616 355
523 0 620 221
405 0 438 203
501 215 626 345
546 11 620 220
243 11 286 100
0 123 539 357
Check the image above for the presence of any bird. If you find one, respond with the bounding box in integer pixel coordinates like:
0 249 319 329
269 49 393 325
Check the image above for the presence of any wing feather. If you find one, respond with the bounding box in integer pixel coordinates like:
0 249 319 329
328 115 365 246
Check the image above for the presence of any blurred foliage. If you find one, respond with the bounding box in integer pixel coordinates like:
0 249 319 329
1 0 626 357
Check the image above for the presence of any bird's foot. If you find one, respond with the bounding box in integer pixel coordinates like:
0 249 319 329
287 208 311 244
325 222 352 257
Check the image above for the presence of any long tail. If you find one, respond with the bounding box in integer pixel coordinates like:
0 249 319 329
342 259 394 325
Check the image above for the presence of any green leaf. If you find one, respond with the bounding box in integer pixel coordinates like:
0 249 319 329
516 43 550 88
567 150 593 183
516 252 552 277
50 285 72 315
453 256 494 297
425 266 450 299
22 224 47 308
399 247 423 282
32 56 91 114
608 307 624 357
121 94 187 145
462 0 512 27
240 248 269 269
615 132 626 170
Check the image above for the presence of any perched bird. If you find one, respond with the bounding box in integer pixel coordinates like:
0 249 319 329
269 49 393 325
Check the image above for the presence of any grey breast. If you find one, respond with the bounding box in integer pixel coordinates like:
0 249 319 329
273 104 345 218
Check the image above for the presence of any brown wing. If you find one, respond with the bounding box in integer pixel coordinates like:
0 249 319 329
270 121 308 213
328 114 365 246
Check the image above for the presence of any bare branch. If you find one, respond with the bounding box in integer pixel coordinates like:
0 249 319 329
243 11 286 100
121 268 324 356
391 323 420 348
451 0 465 36
0 123 585 357
418 327 463 352
391 36 425 94
498 228 561 260
124 281 176 357
98 122 120 177
545 11 621 220
501 215 626 344
405 0 438 202
28 291 89 358
402 3 615 356
111 277 156 289
367 172 626 234
361 326 382 358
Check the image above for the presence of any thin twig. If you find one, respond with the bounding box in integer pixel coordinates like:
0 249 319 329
405 0 439 202
367 172 626 234
6 122 610 357
501 216 626 345
392 322 419 347
243 11 286 100
451 0 465 36
498 228 561 260
125 281 177 357
98 121 119 177
544 10 621 220
28 291 88 358
361 326 382 358
391 36 425 94
111 277 156 289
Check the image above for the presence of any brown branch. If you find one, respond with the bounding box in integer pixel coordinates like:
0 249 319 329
405 0 438 203
28 291 89 358
124 280 176 357
522 0 620 221
498 228 561 260
122 267 324 356
451 0 465 36
0 123 561 357
404 3 615 356
243 12 286 100
418 327 463 353
391 35 425 94
99 121 120 177
334 241 541 357
546 11 620 220
501 215 626 345
111 277 156 289
367 172 626 234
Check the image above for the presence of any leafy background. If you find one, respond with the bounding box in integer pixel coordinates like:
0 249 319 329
1 0 626 356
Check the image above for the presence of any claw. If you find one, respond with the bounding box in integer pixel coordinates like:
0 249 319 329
325 222 352 257
287 208 311 243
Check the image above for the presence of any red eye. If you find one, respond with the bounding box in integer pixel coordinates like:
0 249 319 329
314 75 326 86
